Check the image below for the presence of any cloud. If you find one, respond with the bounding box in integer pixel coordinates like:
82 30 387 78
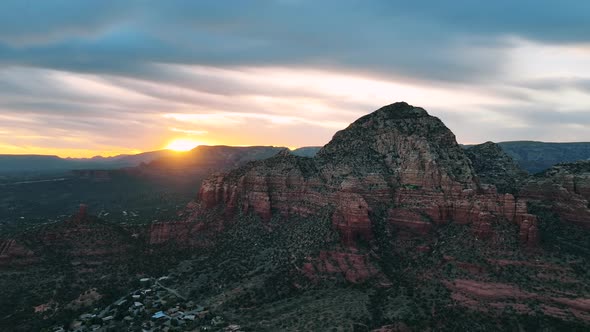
0 1 589 156
3 1 589 82
170 128 208 136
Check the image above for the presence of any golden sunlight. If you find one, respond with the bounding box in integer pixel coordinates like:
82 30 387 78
165 139 204 151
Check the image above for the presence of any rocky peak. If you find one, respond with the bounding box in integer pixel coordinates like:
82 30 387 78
191 102 539 248
356 101 428 120
465 141 528 194
317 102 477 190
276 148 292 157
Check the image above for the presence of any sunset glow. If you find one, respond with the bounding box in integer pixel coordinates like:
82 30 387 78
165 139 205 152
0 1 589 158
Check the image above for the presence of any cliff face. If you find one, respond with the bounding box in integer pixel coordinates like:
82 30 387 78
193 102 539 247
521 161 590 228
465 141 529 194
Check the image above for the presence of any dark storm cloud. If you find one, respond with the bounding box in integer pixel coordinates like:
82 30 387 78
0 0 589 82
517 78 590 94
0 1 132 44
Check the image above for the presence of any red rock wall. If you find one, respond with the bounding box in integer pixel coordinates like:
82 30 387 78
193 103 541 248
194 157 539 247
521 165 590 228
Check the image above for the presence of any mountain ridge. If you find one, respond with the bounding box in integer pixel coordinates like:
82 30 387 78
193 102 538 248
0 150 175 173
4 140 590 174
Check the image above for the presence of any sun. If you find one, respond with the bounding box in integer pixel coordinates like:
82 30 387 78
165 139 204 152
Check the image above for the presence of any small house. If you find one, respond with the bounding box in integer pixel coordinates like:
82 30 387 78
152 311 168 320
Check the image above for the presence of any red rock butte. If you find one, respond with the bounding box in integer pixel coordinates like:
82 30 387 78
191 102 539 247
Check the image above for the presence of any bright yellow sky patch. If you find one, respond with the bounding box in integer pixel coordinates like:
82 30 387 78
165 138 206 152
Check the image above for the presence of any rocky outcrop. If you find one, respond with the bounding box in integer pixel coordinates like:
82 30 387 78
147 220 214 247
301 251 382 283
190 102 539 247
0 206 136 268
444 278 590 322
0 239 36 266
521 161 590 228
465 141 528 194
0 201 225 268
72 204 88 224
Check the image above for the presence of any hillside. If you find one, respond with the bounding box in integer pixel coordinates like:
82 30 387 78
464 141 529 194
0 150 175 174
498 141 590 173
0 146 292 227
290 146 322 157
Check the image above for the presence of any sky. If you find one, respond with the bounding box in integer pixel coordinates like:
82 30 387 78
1 0 590 157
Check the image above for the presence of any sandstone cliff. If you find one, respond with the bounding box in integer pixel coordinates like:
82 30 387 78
192 102 539 247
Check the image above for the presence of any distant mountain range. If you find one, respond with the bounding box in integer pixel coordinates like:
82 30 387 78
2 141 590 174
0 150 176 173
143 145 288 171
496 141 590 173
0 146 323 174
460 141 590 173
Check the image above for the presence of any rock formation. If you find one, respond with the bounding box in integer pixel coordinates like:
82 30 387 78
73 204 89 224
191 102 539 247
0 205 135 267
521 161 590 228
465 141 528 194
302 251 381 283
0 239 36 266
